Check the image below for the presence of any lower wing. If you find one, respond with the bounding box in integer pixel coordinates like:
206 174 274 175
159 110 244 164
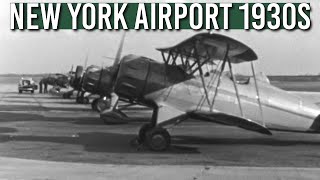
156 103 271 135
188 110 271 135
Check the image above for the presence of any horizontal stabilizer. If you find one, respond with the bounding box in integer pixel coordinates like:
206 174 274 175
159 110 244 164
189 111 272 135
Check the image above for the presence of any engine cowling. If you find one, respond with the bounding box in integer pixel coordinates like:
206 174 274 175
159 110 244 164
114 54 190 101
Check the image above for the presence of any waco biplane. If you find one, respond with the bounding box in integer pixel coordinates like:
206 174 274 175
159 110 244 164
63 64 114 109
60 55 109 108
39 71 73 93
95 32 320 151
63 34 132 112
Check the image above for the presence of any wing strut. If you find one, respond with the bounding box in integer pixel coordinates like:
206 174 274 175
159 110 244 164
251 62 265 126
210 45 229 111
227 58 244 117
198 60 211 107
197 60 221 110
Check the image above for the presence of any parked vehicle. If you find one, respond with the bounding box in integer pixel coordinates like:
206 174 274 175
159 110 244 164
18 78 38 93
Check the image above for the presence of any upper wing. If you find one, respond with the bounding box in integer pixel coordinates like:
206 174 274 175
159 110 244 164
157 33 258 64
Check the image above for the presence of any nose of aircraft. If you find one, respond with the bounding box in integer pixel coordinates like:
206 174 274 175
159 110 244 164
99 67 117 96
83 67 101 92
81 66 118 96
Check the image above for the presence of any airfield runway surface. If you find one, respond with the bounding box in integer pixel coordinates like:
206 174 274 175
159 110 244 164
1 82 320 179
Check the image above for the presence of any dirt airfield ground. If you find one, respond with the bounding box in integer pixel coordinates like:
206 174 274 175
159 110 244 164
2 80 320 179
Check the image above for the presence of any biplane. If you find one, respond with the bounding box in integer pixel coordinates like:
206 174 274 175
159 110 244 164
63 34 128 112
61 61 115 111
39 72 72 93
67 64 114 109
98 32 320 151
61 57 109 108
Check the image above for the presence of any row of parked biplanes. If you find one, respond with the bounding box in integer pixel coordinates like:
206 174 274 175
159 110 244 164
39 32 320 151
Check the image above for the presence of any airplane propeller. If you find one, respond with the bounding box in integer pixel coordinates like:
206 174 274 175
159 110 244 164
112 31 126 68
84 52 89 69
100 31 127 113
70 65 74 73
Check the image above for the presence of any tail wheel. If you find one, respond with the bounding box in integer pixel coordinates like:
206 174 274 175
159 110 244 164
146 127 171 151
138 123 153 143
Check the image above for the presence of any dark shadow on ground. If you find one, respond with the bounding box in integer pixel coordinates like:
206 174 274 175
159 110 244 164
2 131 320 155
1 100 80 105
0 111 148 125
173 135 320 146
5 95 61 99
0 105 91 112
0 132 199 154
0 127 17 133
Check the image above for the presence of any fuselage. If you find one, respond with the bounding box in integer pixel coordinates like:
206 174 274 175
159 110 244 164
41 74 69 88
114 55 320 133
146 73 320 132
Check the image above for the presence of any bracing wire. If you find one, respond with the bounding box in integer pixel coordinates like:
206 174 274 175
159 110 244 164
197 61 222 110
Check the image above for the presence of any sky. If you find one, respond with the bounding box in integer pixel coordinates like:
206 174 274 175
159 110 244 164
0 0 319 75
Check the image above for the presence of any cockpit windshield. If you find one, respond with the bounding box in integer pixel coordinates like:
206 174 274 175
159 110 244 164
224 72 250 85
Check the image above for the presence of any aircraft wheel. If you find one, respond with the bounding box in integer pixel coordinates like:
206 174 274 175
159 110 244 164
64 92 72 99
138 123 153 143
63 93 72 99
31 90 34 94
19 90 22 94
83 97 89 104
96 99 111 112
91 98 99 111
146 127 171 151
62 93 68 99
76 96 82 103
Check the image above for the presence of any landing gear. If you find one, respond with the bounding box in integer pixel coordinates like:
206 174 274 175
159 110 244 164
138 124 171 151
31 90 34 93
19 90 22 94
62 91 72 99
91 98 99 111
76 96 89 104
76 96 82 103
91 98 111 112
138 123 153 143
82 97 89 104
75 91 89 104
